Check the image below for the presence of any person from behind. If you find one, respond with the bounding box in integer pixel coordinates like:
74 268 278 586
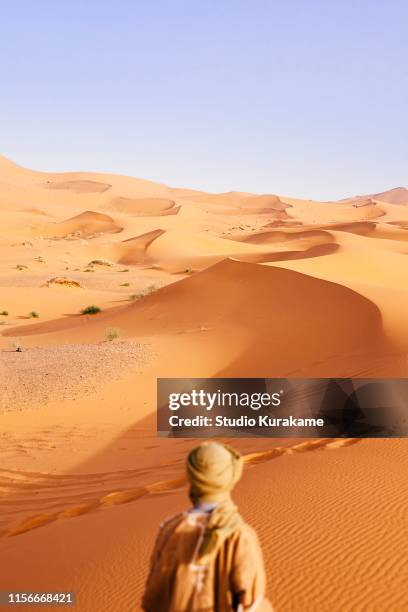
142 441 273 611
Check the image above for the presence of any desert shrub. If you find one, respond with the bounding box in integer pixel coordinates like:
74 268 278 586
81 305 101 315
0 310 8 316
88 259 112 267
120 282 130 287
16 264 28 271
105 327 120 341
129 283 159 301
28 311 39 318
44 277 82 288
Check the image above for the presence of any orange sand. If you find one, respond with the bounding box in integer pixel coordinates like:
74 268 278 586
0 155 407 611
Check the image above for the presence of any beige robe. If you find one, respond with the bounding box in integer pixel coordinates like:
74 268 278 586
142 511 273 611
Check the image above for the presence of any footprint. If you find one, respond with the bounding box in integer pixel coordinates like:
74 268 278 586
3 437 363 538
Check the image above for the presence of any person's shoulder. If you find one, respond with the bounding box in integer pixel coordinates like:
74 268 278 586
238 519 259 536
231 518 261 546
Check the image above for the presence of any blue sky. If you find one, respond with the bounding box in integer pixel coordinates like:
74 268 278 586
0 0 407 199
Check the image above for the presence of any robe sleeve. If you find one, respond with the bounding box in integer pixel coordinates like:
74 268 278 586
230 525 273 611
141 514 181 611
141 525 163 611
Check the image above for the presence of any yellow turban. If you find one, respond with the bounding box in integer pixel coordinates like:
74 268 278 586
186 442 244 560
186 442 243 504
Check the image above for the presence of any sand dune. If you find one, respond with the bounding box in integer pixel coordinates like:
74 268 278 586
45 179 112 193
113 228 340 271
339 188 408 206
140 231 273 271
108 196 180 216
113 229 286 271
175 190 282 206
236 228 335 245
372 187 408 205
1 155 408 611
0 153 26 174
3 258 390 379
116 229 166 265
249 223 408 253
180 192 292 219
34 210 123 238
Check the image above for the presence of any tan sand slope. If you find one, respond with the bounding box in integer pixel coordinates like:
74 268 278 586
178 191 292 218
45 179 112 193
33 210 123 238
108 196 180 216
116 229 166 265
174 190 283 206
234 222 408 253
110 228 338 271
371 187 408 205
339 188 408 206
0 154 170 217
235 228 335 245
3 258 391 378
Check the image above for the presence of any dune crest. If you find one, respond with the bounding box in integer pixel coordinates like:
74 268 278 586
44 179 112 193
108 196 179 216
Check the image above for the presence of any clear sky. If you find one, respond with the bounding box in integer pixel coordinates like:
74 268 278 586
1 0 407 200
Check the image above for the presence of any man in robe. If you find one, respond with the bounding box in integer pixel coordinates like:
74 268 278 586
142 441 273 611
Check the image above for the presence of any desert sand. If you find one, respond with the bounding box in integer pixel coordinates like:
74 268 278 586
1 154 408 611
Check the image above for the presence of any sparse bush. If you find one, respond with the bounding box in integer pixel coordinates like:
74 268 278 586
105 327 120 341
43 277 82 289
88 259 112 267
184 268 192 274
16 264 28 271
129 283 159 301
0 310 8 316
120 268 129 273
120 282 130 287
81 305 101 315
28 311 39 318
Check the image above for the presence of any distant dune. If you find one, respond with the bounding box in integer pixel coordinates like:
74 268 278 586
34 210 123 238
371 187 408 205
108 196 179 216
45 179 112 193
